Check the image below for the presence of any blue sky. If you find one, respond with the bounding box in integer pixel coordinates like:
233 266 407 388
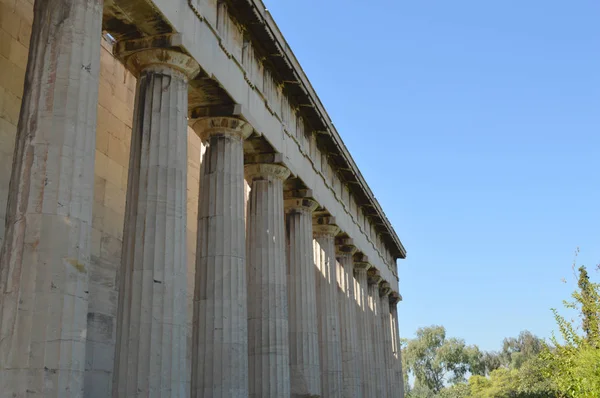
264 0 600 351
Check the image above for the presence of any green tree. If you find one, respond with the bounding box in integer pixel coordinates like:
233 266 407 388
439 383 471 398
464 345 487 377
403 325 447 393
578 266 600 346
482 351 502 374
403 325 481 393
500 331 544 370
541 265 600 397
468 374 493 396
516 356 557 397
401 337 412 396
468 362 556 398
408 383 437 398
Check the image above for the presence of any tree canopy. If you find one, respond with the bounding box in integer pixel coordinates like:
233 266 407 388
539 265 600 397
402 325 484 394
403 263 599 398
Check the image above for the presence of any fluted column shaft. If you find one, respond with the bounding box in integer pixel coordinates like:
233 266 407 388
191 118 253 398
285 197 321 397
337 251 362 397
368 279 387 397
380 288 394 398
391 302 405 398
0 1 102 396
314 225 343 397
246 163 291 398
355 265 375 397
113 50 199 397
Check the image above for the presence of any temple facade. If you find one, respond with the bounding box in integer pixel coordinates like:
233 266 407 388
0 0 406 397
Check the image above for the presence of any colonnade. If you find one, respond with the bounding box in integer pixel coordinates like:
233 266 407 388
0 1 404 397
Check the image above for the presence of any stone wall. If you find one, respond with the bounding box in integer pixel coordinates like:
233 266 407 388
0 0 32 248
85 38 135 397
0 1 202 395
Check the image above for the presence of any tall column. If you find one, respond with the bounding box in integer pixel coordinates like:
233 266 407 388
336 241 362 397
0 1 103 396
314 220 342 397
191 117 253 398
368 272 387 398
390 296 405 398
285 193 321 397
246 162 291 398
113 48 199 397
354 259 375 398
380 283 395 398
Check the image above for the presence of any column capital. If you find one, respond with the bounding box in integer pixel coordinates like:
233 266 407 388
115 34 200 79
354 253 372 275
124 48 200 79
313 224 341 237
245 163 291 182
285 197 319 213
336 246 358 257
367 268 383 286
336 237 358 257
389 291 403 305
284 188 313 200
379 282 392 297
191 117 254 142
353 263 372 279
313 215 340 237
284 188 319 214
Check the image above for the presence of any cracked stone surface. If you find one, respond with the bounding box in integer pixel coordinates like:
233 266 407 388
285 197 321 397
191 117 252 398
246 163 291 398
113 56 192 397
0 0 103 396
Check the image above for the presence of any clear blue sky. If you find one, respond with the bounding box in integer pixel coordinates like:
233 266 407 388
264 0 600 352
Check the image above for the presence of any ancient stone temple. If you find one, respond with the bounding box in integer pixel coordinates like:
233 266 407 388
0 0 406 397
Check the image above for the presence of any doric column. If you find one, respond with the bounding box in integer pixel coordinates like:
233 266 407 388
246 162 291 398
380 282 394 398
368 271 387 397
285 191 321 397
336 239 362 397
390 294 405 398
191 117 253 398
0 1 103 396
113 48 199 397
354 258 375 398
314 218 343 397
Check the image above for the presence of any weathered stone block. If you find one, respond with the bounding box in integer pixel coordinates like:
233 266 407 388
0 57 24 98
0 5 20 38
103 180 126 215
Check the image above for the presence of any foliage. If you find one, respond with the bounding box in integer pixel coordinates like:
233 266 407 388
577 266 600 346
481 351 502 374
439 383 471 398
404 329 556 398
403 325 483 393
471 368 518 397
500 331 545 370
540 265 600 398
402 257 598 398
516 356 557 396
461 359 555 397
408 383 437 398
464 345 486 377
401 337 411 395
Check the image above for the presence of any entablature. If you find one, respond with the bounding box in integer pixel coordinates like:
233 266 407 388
102 0 406 285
